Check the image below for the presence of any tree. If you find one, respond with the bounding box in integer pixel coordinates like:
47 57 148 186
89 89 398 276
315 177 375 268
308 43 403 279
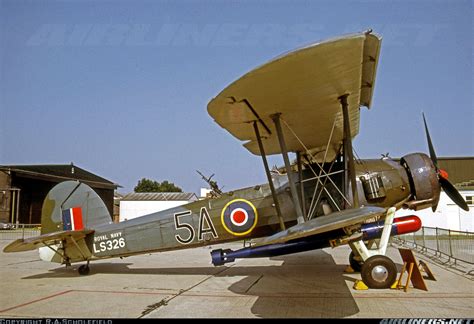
134 178 183 193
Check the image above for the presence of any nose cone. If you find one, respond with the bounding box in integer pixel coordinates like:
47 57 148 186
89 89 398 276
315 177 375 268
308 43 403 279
439 169 449 180
394 215 422 235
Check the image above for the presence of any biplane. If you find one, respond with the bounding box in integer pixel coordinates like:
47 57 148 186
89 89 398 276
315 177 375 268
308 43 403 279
4 30 469 289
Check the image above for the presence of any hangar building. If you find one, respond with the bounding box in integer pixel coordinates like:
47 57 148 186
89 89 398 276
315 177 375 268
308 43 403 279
119 192 198 222
0 164 118 225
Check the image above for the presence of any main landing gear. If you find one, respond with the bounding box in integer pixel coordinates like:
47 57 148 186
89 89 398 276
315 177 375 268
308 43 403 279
360 255 397 289
349 207 398 289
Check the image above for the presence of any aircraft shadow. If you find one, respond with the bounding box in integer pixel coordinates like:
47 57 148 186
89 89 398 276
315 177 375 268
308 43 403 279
241 251 361 318
23 249 362 318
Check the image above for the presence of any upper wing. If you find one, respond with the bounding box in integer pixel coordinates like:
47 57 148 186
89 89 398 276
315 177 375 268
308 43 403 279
252 206 386 246
3 229 94 253
208 31 381 161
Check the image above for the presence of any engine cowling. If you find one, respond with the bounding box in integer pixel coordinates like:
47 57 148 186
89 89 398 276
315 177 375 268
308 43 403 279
400 153 440 210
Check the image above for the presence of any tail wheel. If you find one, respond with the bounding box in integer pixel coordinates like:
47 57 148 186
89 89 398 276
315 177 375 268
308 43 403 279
349 251 364 272
78 264 90 276
361 255 397 289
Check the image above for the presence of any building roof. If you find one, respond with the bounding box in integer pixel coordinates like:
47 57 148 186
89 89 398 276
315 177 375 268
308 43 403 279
437 157 474 189
121 192 198 201
0 164 118 189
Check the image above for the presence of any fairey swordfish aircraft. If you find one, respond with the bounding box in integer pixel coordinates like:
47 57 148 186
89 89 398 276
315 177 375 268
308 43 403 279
4 30 469 289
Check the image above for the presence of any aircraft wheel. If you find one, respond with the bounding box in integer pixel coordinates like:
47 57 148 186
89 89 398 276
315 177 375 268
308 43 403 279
78 264 90 276
361 255 397 289
349 251 364 272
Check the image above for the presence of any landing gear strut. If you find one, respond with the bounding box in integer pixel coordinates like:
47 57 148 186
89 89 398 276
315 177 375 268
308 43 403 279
349 207 398 289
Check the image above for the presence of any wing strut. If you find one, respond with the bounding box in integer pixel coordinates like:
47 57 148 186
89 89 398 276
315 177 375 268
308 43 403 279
339 94 359 208
296 152 306 220
253 121 285 230
271 113 305 224
280 116 350 215
305 157 341 219
281 117 351 207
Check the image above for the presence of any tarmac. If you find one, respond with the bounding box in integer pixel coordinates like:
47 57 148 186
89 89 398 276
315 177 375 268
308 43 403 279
0 240 473 319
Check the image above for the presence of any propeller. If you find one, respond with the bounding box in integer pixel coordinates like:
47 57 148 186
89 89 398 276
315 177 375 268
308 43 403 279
422 113 469 211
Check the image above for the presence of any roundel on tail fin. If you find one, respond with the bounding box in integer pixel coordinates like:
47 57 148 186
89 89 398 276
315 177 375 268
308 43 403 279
41 181 112 234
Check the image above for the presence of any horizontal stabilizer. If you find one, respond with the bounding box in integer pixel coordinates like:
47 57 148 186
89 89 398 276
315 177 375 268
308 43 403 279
3 229 94 253
253 206 386 246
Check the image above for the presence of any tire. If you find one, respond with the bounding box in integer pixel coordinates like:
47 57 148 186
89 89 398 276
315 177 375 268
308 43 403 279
361 255 397 289
349 251 364 272
78 264 90 276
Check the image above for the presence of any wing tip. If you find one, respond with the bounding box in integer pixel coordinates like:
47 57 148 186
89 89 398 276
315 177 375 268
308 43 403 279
3 239 36 253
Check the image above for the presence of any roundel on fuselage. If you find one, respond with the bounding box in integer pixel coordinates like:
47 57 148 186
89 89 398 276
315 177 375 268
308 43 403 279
221 199 258 236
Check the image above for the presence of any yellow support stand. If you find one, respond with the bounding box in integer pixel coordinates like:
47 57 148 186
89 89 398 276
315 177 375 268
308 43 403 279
393 262 415 292
393 248 435 292
419 260 436 281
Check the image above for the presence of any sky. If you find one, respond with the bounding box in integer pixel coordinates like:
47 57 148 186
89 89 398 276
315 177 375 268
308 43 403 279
0 0 472 195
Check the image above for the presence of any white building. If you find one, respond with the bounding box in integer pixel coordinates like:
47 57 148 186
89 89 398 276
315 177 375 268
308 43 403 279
396 189 473 232
395 157 474 232
119 192 198 222
200 188 212 199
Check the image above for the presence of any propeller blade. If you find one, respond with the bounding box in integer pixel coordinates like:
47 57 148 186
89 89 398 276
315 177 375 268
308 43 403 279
422 113 438 167
439 176 469 211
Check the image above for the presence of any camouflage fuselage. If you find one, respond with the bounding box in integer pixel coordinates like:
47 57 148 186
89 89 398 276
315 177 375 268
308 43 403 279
87 157 414 260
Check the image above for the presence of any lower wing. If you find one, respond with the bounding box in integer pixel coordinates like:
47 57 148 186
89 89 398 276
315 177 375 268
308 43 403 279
253 206 386 246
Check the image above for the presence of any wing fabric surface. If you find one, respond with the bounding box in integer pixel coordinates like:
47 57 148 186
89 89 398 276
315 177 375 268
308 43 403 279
3 229 94 253
253 206 386 246
208 31 382 162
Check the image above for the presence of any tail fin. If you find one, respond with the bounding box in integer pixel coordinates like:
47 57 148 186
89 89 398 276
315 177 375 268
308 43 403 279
4 181 111 264
41 180 112 234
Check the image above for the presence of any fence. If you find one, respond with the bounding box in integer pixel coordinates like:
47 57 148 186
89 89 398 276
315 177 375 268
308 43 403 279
0 224 41 240
394 226 474 264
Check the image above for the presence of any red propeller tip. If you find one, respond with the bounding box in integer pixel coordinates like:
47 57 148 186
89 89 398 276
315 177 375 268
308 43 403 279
439 169 449 179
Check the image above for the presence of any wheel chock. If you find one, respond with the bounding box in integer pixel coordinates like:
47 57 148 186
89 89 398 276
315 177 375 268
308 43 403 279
353 280 369 290
344 265 355 273
390 280 399 289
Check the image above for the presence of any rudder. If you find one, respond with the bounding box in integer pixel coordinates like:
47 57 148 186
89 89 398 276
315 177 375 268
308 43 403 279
41 180 112 234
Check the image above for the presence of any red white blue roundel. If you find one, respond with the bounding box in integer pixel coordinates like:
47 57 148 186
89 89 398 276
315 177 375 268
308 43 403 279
221 199 258 236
